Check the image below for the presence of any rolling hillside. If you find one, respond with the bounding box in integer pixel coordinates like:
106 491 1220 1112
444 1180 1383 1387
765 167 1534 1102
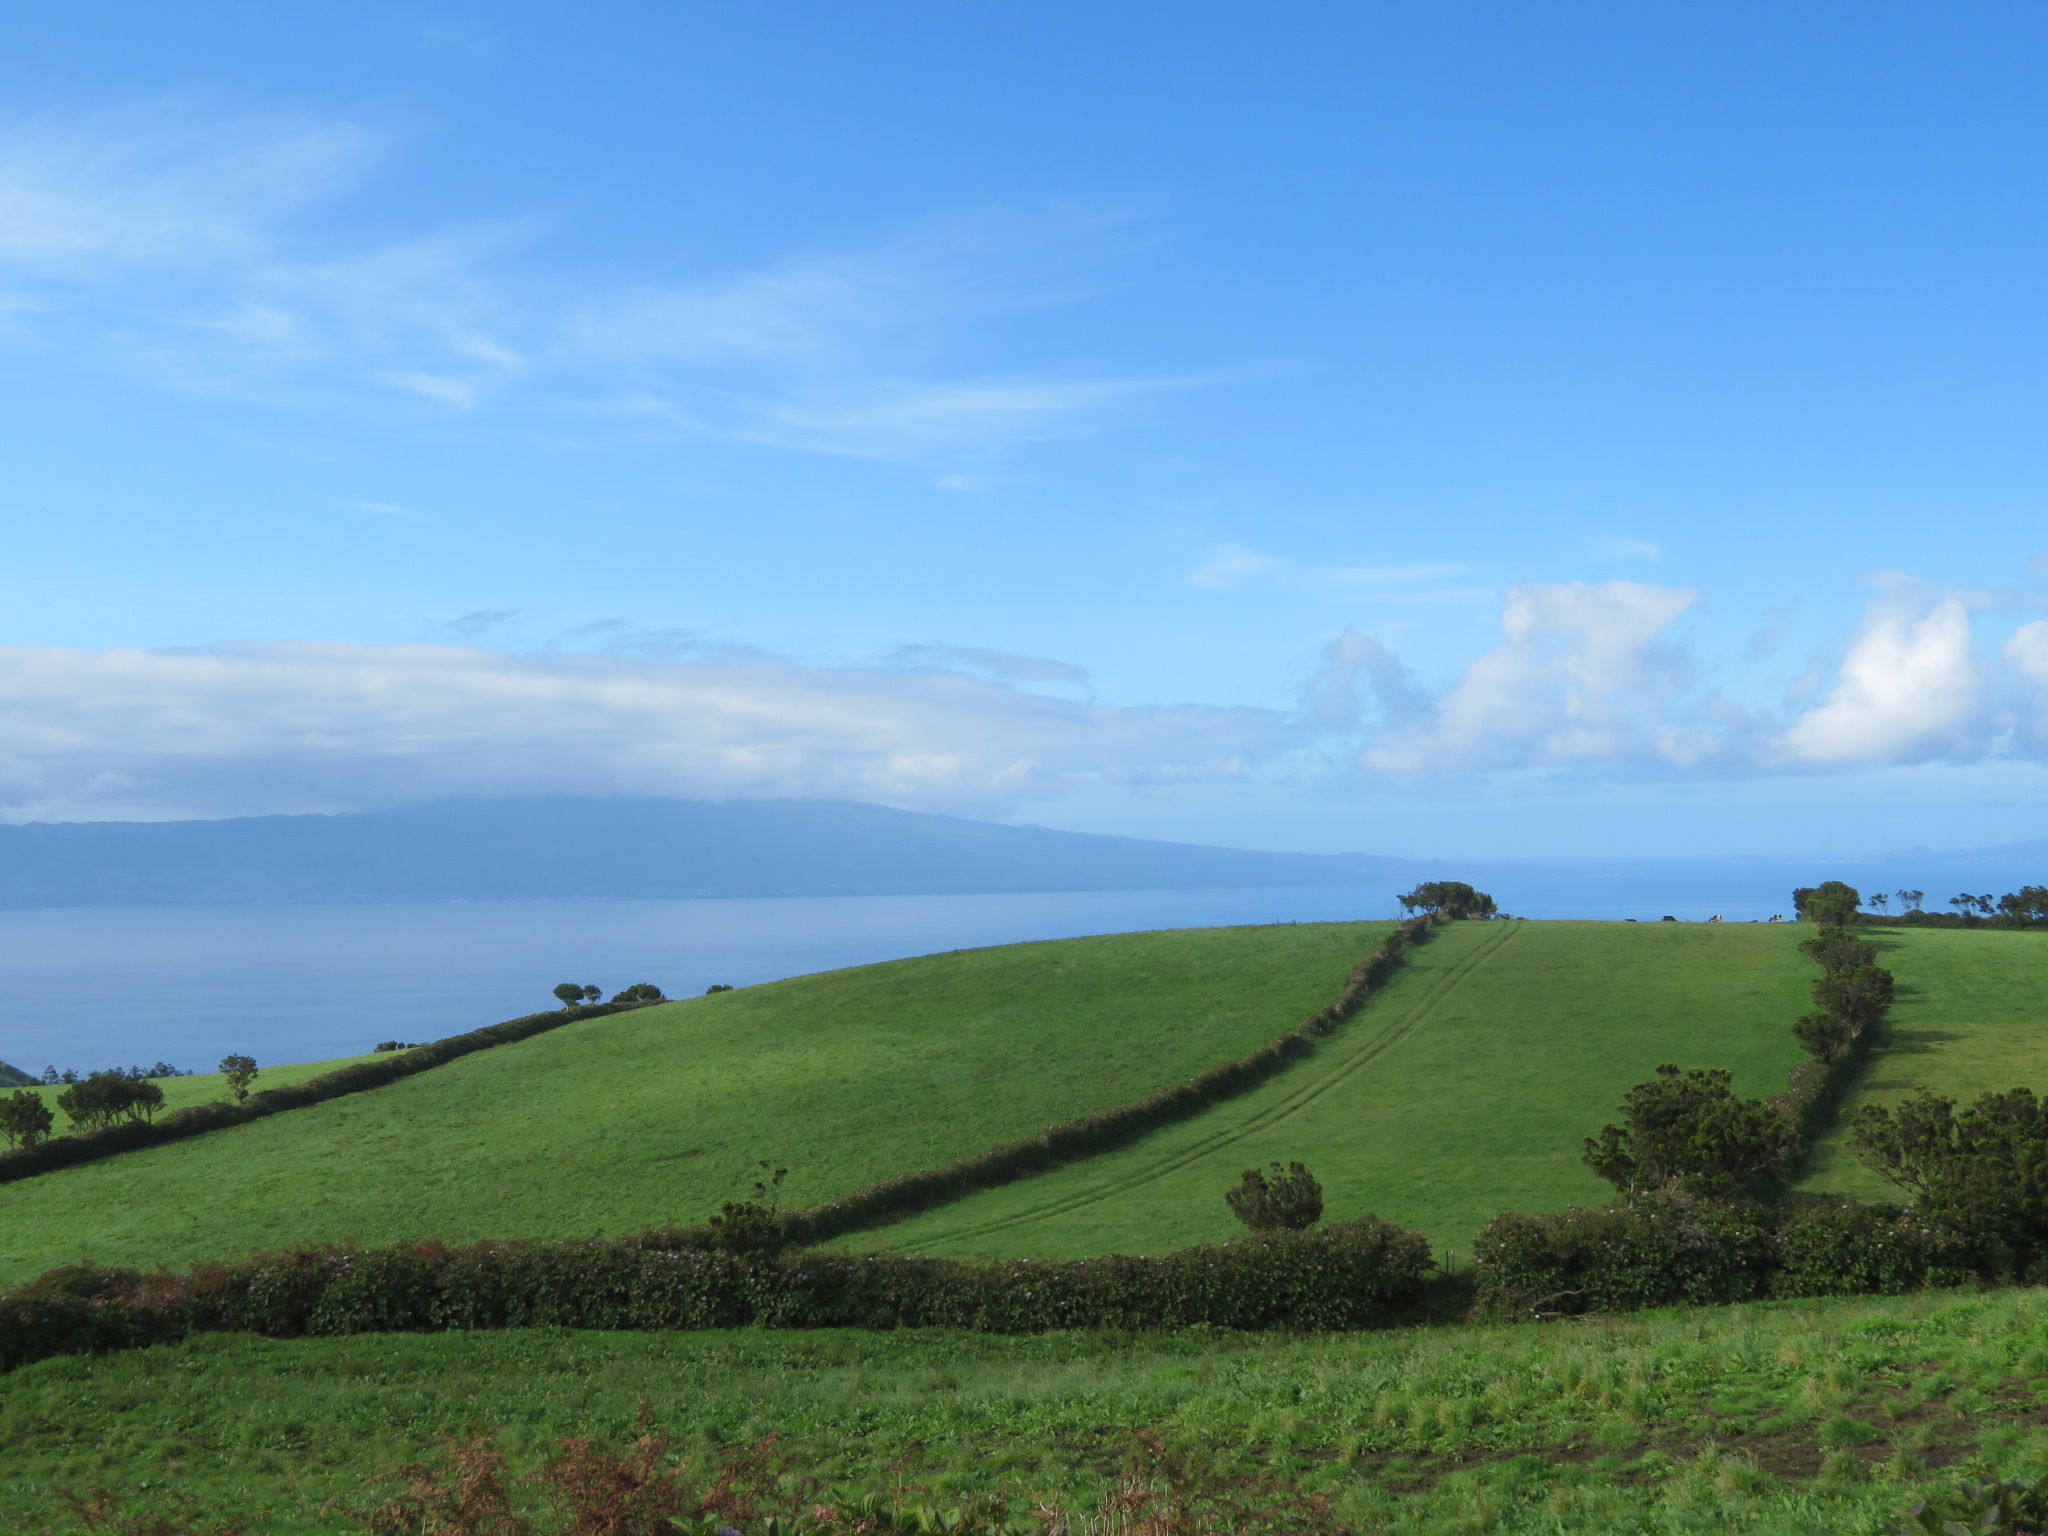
0 921 1387 1285
1800 926 2048 1198
849 920 1816 1257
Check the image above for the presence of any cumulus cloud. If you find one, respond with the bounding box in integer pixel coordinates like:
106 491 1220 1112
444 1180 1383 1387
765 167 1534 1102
0 641 1290 823
1360 581 1713 772
0 105 1202 462
1780 586 1986 765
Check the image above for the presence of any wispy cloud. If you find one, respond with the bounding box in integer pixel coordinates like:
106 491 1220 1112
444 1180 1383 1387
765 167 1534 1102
0 639 1290 822
0 105 1202 463
1588 535 1663 562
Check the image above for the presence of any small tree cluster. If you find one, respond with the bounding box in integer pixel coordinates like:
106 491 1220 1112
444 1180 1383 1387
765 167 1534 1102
1581 1064 1795 1199
1396 881 1499 920
609 983 665 1003
55 1070 165 1132
373 1040 425 1053
551 982 601 1009
1225 1161 1325 1231
0 1090 53 1150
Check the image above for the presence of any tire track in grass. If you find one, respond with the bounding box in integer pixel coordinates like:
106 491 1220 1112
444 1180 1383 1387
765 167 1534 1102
893 919 1525 1248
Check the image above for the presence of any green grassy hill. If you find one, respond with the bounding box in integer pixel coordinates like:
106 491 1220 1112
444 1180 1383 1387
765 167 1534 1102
6 1286 2044 1534
1801 926 2048 1198
848 920 1815 1258
0 922 1386 1285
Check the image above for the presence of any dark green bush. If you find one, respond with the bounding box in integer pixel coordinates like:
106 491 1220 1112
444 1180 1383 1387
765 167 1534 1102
1472 1194 1971 1320
1581 1065 1796 1199
1849 1087 2048 1278
1225 1162 1324 1231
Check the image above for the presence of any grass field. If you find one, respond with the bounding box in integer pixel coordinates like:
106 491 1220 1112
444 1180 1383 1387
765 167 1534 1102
6 1288 2048 1533
0 922 1387 1286
1801 926 2048 1198
847 919 1815 1258
13 1053 383 1117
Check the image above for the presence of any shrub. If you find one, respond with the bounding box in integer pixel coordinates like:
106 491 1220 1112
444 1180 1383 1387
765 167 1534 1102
216 1055 257 1103
704 984 735 994
1224 1162 1324 1231
1797 925 1876 973
609 983 665 1003
1894 1473 2048 1536
1472 1197 1776 1318
1471 1195 1965 1320
0 1089 53 1149
1849 1087 2048 1277
1581 1064 1796 1198
1790 1012 1858 1064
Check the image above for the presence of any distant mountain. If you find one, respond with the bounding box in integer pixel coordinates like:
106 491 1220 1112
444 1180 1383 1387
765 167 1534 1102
0 798 1429 907
0 1061 35 1087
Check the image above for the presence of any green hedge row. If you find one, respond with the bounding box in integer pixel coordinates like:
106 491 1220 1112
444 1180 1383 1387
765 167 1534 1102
782 916 1439 1245
0 1000 650 1187
0 1217 1433 1374
1471 1196 1970 1319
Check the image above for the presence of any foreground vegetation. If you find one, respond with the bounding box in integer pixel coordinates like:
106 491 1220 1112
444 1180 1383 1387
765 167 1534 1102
0 923 1386 1285
9 1287 2048 1532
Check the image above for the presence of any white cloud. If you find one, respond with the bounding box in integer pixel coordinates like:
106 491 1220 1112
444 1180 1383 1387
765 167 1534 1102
0 641 1291 823
1780 586 1985 765
0 106 1199 463
1360 581 1711 772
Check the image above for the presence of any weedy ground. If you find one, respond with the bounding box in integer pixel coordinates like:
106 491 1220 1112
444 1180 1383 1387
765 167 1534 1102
0 922 1387 1285
8 1286 2048 1533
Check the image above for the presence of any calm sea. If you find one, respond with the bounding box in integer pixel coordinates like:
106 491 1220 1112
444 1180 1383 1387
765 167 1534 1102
4 850 2038 1073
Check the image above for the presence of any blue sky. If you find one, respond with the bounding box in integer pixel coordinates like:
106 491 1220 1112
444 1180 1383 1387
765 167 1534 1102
4 1 2048 857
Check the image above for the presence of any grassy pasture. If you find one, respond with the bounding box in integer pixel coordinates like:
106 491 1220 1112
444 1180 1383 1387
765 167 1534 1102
849 919 1814 1258
6 1288 2048 1532
1801 926 2048 1198
0 922 1387 1286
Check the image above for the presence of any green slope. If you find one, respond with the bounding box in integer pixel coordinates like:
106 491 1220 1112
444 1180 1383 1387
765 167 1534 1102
5 1288 2044 1534
1801 927 2048 1198
846 920 1814 1258
0 922 1386 1285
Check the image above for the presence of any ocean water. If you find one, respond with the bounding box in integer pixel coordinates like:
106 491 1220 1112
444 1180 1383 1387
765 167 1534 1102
3 850 2039 1073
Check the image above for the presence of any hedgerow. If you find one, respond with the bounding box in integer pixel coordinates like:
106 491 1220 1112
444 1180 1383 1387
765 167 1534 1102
1470 1195 1969 1319
780 916 1438 1245
0 999 654 1188
0 1216 1433 1374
